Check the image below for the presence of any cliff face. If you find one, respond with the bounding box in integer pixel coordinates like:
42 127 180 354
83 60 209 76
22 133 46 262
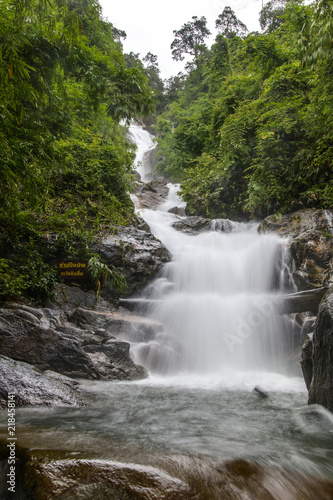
260 209 333 412
259 209 333 291
308 288 333 412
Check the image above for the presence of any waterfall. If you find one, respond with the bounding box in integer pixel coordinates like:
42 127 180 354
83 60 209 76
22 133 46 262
128 126 296 381
127 123 157 182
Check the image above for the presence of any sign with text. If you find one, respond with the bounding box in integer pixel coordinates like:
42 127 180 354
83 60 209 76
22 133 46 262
58 260 88 280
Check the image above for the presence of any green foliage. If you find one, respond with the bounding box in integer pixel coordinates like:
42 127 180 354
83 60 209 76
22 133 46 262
215 7 248 39
171 16 211 69
87 256 127 302
0 0 155 303
157 0 332 220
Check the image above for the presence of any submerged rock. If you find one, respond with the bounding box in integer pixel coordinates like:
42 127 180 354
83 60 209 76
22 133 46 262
4 445 333 500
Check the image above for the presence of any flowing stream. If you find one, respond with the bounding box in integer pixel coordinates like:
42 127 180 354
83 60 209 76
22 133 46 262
3 124 333 482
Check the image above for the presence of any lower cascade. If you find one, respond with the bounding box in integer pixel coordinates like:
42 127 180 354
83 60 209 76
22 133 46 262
131 188 296 382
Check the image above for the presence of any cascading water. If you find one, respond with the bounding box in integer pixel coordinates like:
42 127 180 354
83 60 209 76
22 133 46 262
132 221 293 377
127 129 296 382
127 122 157 182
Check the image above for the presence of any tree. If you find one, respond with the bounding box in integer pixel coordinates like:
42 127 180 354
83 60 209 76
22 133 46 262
171 16 211 68
259 0 288 33
215 7 248 39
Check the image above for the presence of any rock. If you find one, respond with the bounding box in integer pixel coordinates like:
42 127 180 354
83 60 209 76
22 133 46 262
167 206 186 217
300 315 316 343
132 215 151 233
134 180 170 209
276 287 328 315
253 386 269 398
0 306 147 382
301 334 313 390
172 216 212 235
0 356 85 407
0 308 99 379
308 287 333 411
48 284 114 312
83 339 147 381
6 446 333 500
259 209 333 291
97 226 171 298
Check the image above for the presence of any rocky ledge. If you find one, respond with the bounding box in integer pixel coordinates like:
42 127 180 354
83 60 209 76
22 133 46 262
133 180 170 209
0 283 168 406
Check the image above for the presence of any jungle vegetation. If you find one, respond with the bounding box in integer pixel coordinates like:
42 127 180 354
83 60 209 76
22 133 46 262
155 0 333 220
0 0 155 301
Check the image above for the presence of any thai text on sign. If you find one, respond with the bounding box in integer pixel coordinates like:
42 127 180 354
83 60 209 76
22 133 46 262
58 260 88 279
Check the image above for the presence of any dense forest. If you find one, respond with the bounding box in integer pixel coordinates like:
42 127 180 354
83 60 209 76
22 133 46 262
0 0 155 301
152 0 333 220
0 0 332 302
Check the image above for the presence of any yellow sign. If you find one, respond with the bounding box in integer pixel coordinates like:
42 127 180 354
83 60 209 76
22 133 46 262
58 260 88 280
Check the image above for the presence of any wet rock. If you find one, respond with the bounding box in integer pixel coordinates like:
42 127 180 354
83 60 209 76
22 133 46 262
0 356 85 407
97 226 171 298
276 287 328 315
0 308 99 379
210 218 234 232
0 306 147 382
300 315 316 343
168 206 186 217
14 449 333 500
253 386 269 398
83 339 147 381
134 180 170 209
301 334 313 391
259 209 333 291
47 284 114 312
172 216 212 235
308 287 333 411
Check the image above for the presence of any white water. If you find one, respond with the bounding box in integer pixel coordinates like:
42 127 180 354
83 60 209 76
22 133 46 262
127 123 156 182
126 128 302 392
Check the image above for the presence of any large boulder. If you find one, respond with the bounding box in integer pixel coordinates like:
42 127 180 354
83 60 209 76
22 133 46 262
259 209 333 291
0 356 85 407
97 226 171 298
0 305 147 383
133 180 170 209
308 287 333 412
0 307 98 379
3 447 333 500
172 216 212 235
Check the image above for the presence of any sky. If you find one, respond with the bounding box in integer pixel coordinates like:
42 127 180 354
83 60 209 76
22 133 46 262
99 0 264 79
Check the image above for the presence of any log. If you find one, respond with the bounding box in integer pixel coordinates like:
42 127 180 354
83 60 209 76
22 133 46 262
277 287 328 315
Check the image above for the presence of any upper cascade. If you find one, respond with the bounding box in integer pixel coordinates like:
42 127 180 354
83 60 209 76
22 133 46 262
127 123 157 182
